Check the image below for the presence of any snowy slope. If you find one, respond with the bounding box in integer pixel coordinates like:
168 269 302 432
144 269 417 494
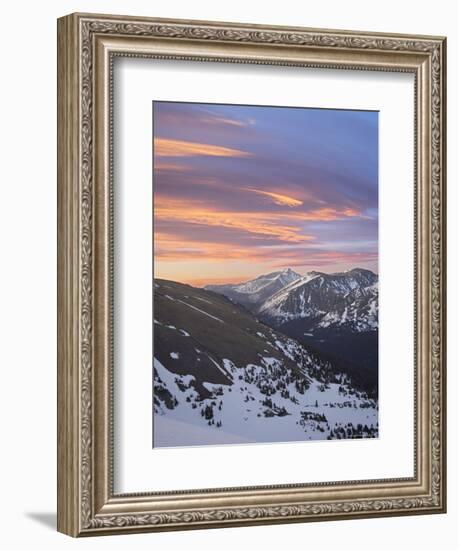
259 268 378 332
317 283 378 332
153 278 378 447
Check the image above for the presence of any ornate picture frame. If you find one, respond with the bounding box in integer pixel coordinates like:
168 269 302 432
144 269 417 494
57 12 446 536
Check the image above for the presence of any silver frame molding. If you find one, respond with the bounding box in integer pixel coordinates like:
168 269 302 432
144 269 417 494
57 12 446 537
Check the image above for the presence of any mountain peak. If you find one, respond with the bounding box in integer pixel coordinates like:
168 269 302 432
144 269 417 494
259 267 378 332
204 268 301 310
277 268 302 284
347 267 376 275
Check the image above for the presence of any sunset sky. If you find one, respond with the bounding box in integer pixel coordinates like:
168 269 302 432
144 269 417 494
153 102 378 287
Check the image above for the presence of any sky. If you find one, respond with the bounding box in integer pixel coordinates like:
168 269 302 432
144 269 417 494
153 101 378 287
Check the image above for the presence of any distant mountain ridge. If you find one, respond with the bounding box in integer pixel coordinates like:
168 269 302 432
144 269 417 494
259 268 378 333
204 267 301 311
206 267 378 334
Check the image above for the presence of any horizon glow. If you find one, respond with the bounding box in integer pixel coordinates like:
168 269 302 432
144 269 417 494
153 102 378 287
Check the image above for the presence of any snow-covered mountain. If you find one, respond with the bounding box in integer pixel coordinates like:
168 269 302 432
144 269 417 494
317 283 378 332
153 278 378 447
205 267 378 334
259 268 378 333
204 268 301 311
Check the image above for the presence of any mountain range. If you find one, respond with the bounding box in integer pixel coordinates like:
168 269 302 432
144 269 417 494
205 268 301 311
205 268 378 397
153 270 379 447
206 267 378 333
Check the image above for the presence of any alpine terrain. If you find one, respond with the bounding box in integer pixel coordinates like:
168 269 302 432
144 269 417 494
153 272 378 448
206 268 379 397
205 268 301 311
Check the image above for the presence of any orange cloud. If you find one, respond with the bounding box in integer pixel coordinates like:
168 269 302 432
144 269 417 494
244 188 303 207
155 197 361 230
154 161 193 172
154 237 255 261
154 231 377 272
154 198 314 243
154 138 253 158
153 197 368 280
300 206 362 220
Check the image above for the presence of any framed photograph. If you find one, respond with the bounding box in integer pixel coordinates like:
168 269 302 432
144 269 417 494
57 13 446 536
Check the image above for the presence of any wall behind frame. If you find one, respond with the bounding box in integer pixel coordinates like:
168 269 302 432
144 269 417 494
0 0 453 548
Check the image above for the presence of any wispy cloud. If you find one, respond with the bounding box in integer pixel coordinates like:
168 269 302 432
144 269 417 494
154 103 257 132
154 232 377 268
154 138 253 158
154 198 315 243
244 188 303 207
199 113 255 128
153 102 378 283
154 161 194 172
